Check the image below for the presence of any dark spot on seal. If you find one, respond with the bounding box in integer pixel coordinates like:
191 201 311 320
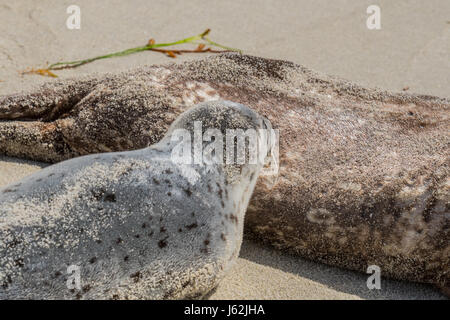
124 256 129 262
158 239 168 248
183 187 192 197
217 183 223 198
167 192 172 196
54 271 62 278
104 193 116 202
14 258 24 268
91 188 105 200
160 226 166 233
96 239 102 244
185 223 198 230
7 238 20 248
134 234 140 238
207 184 212 193
191 211 195 217
82 285 91 293
89 257 97 264
130 272 141 283
178 228 183 232
204 239 210 246
1 275 12 289
221 233 227 241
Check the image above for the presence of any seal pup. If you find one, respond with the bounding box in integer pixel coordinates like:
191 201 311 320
0 53 448 293
0 100 272 299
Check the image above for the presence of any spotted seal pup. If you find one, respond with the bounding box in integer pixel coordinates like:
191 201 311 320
0 100 272 299
0 53 448 293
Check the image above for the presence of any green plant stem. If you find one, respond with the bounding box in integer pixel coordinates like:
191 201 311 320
203 37 242 53
47 30 240 70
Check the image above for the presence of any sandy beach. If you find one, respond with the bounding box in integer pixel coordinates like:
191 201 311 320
0 0 449 299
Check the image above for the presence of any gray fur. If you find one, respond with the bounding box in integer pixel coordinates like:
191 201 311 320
0 100 269 299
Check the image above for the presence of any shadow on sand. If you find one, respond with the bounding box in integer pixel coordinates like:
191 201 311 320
238 237 445 300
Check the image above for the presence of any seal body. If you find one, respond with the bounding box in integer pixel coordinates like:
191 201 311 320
0 100 270 299
0 53 448 292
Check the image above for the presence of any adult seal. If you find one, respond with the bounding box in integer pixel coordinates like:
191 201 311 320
0 53 448 294
0 100 273 299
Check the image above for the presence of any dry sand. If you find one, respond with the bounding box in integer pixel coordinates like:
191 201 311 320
0 0 449 299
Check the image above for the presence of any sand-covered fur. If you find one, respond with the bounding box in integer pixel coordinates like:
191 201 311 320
0 101 269 299
0 53 448 290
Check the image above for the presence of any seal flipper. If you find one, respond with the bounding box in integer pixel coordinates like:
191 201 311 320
0 77 99 162
0 77 97 121
0 120 77 162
